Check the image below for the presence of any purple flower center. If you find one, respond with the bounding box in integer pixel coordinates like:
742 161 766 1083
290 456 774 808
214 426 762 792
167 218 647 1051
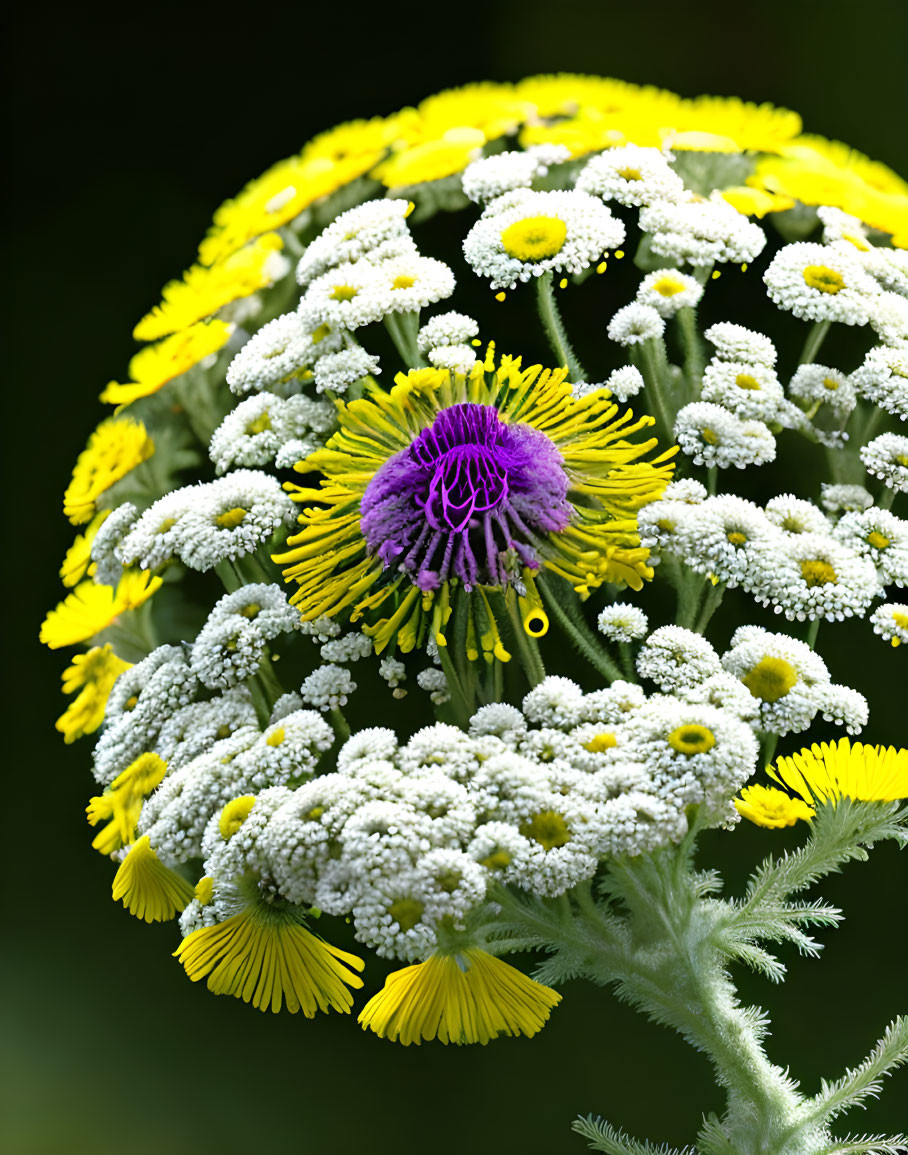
360 403 571 590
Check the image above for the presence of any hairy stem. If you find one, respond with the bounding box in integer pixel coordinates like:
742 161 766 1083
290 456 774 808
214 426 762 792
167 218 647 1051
536 272 585 380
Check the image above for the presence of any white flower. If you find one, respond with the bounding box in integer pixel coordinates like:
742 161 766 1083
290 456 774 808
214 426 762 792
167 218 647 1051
870 602 908 646
226 311 340 396
177 471 296 572
850 346 908 421
721 627 831 736
416 311 479 352
463 188 625 290
605 365 645 402
313 347 380 394
575 145 686 207
639 193 766 267
704 322 777 367
636 626 722 691
208 393 332 474
468 703 526 741
295 198 414 287
156 689 258 770
191 584 299 690
522 676 585 729
754 532 882 621
869 291 908 346
833 508 908 587
674 402 776 469
597 604 648 642
90 502 138 587
427 343 478 373
662 479 708 503
818 684 868 735
764 495 830 536
788 363 856 417
676 495 781 591
416 667 450 705
607 302 665 346
636 269 704 317
320 632 374 663
700 360 786 422
861 433 908 493
299 253 455 331
461 144 570 204
300 663 357 710
763 241 879 325
820 483 874 515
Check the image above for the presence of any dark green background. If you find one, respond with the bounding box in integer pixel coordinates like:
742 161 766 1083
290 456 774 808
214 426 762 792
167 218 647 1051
5 4 907 1152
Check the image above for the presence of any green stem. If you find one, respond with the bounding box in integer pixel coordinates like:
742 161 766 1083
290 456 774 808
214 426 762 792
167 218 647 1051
215 560 243 593
632 337 674 446
693 580 726 635
879 486 897 511
505 601 547 688
617 642 636 682
676 305 705 394
760 732 779 771
806 618 821 650
536 272 585 380
798 319 831 366
537 577 621 683
329 706 351 743
435 641 474 727
706 465 718 496
383 311 422 369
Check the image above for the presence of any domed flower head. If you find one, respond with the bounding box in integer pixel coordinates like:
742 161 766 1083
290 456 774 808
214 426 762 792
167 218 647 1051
275 348 675 656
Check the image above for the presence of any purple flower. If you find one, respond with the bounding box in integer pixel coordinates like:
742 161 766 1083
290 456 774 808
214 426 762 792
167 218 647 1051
360 403 571 591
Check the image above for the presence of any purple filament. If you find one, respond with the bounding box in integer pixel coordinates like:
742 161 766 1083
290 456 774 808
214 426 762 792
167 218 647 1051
360 403 571 591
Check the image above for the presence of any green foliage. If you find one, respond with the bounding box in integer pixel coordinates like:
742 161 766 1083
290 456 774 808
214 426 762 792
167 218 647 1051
572 1115 695 1155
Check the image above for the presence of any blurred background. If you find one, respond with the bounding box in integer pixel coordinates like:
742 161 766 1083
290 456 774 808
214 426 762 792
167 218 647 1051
5 2 907 1151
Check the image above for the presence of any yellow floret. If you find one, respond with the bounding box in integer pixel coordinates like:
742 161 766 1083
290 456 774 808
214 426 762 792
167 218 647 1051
63 420 154 525
735 784 815 828
60 511 109 586
87 752 167 854
112 836 195 922
55 643 132 744
40 570 162 649
101 319 233 406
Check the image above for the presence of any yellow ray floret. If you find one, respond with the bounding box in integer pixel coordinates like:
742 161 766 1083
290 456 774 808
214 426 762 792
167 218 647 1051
734 783 815 829
112 836 195 922
55 643 132 744
174 905 365 1015
60 511 109 586
134 233 286 341
87 752 167 854
768 738 908 806
40 570 162 650
100 319 233 406
63 420 154 525
358 948 561 1045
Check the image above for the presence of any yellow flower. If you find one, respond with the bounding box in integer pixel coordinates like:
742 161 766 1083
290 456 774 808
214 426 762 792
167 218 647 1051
60 511 109 586
735 784 815 828
40 570 162 650
218 795 257 840
100 320 233 406
358 948 561 1045
133 233 286 341
373 127 486 189
112 836 195 922
174 904 365 1014
663 94 801 154
197 123 397 267
720 186 796 219
63 420 154 525
87 752 167 854
769 737 908 806
55 643 132 744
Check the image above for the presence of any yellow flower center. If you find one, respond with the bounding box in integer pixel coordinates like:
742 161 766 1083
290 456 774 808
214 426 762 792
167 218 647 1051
195 876 215 906
735 373 761 391
803 265 845 294
742 656 798 703
266 727 285 747
667 724 716 756
306 806 325 821
701 427 719 445
311 323 332 343
124 694 139 711
157 517 177 534
823 377 840 391
894 612 908 629
583 732 618 753
330 284 359 301
215 724 232 739
388 898 425 932
500 215 568 262
479 849 512 870
652 275 685 297
246 412 272 435
520 810 570 850
656 517 676 532
897 454 908 468
241 603 261 618
617 167 642 181
727 531 748 546
867 531 890 549
800 558 837 586
216 507 247 529
219 795 256 840
391 274 416 290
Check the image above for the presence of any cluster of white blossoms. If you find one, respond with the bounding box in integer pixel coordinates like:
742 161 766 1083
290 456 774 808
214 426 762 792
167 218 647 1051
176 672 759 960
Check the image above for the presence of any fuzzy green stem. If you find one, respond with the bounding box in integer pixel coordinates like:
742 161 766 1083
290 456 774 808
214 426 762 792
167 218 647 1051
435 641 475 726
537 577 621 683
383 311 422 368
693 580 726 634
505 601 547 688
632 337 674 446
329 706 351 743
879 486 898 511
536 272 585 380
798 320 831 366
676 305 705 393
617 642 636 682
